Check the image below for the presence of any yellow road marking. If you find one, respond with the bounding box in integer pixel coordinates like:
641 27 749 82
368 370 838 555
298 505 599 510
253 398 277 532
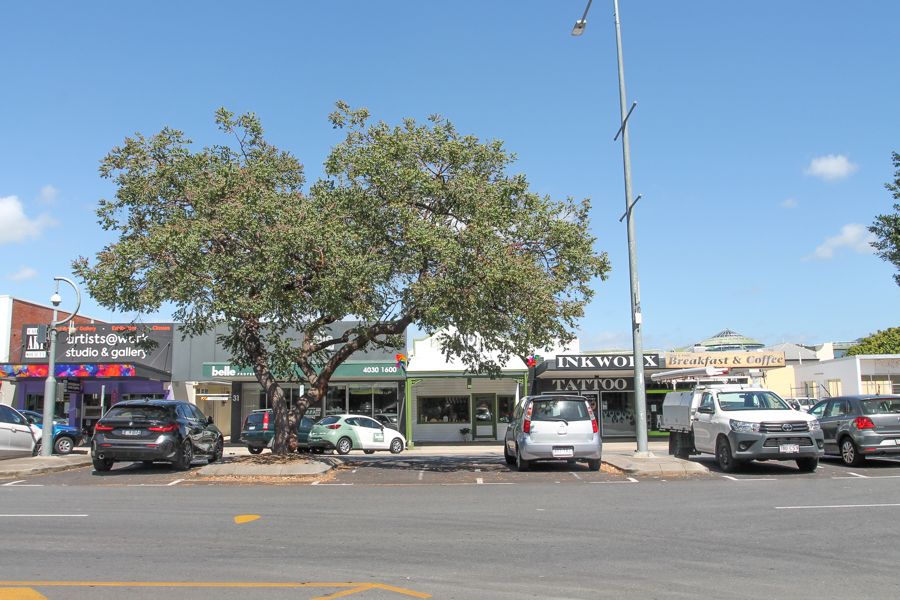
234 514 261 524
0 582 430 598
0 589 47 599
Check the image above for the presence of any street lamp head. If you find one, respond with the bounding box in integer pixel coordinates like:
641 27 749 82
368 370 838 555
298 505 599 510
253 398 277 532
50 292 62 306
571 19 587 36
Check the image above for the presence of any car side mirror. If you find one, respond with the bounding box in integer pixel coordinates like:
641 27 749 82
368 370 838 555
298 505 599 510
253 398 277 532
207 416 214 425
697 406 714 415
26 417 35 424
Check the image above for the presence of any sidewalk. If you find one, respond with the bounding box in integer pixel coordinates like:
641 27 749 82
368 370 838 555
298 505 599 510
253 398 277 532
0 441 708 479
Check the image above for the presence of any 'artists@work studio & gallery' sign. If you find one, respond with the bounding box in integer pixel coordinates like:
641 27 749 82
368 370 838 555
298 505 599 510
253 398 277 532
22 323 174 372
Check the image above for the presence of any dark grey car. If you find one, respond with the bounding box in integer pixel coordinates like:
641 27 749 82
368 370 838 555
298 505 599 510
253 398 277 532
808 395 900 466
91 400 223 472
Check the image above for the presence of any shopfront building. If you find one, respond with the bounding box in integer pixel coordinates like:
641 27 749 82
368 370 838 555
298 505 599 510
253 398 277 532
532 353 667 438
0 322 172 431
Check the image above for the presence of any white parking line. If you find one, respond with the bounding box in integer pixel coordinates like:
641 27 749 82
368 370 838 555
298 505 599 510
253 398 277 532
0 514 88 517
417 470 424 481
310 481 353 486
570 472 582 480
833 474 900 480
776 503 900 510
1 480 43 487
167 479 184 486
721 475 776 482
848 472 868 478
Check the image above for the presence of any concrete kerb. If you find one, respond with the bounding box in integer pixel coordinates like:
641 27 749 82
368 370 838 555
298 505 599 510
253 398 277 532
0 452 93 479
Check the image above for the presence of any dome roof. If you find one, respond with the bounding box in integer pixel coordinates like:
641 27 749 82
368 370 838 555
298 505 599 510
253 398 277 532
695 329 764 351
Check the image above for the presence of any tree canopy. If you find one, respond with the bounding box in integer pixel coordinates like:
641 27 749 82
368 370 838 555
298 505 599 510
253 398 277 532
74 103 610 452
846 327 900 356
869 151 900 286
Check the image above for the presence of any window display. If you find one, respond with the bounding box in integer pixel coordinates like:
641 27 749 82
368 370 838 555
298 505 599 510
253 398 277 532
418 396 469 424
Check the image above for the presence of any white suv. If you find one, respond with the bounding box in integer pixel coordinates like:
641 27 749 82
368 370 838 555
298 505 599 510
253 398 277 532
504 395 602 471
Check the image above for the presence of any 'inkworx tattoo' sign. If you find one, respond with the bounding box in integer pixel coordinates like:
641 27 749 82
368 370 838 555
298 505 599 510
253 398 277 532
554 354 661 370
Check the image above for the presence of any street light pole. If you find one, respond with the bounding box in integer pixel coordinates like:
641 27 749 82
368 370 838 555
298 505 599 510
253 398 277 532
40 277 81 457
573 0 652 457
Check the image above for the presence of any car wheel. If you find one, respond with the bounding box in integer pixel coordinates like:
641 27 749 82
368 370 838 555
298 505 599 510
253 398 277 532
336 437 352 455
364 449 376 454
389 438 404 454
174 439 194 470
796 457 818 472
716 436 739 473
516 445 530 472
840 437 865 467
587 459 601 471
504 445 516 466
92 456 114 472
54 436 75 455
247 446 264 455
210 438 224 463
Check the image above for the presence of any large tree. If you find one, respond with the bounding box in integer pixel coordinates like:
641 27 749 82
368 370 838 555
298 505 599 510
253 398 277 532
74 103 610 453
846 327 900 356
869 151 900 286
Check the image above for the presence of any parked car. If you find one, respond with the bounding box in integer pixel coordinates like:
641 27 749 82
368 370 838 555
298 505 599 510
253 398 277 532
240 409 316 454
504 394 602 471
0 404 39 459
808 395 900 466
20 410 84 455
308 414 406 455
785 397 817 412
374 414 399 430
91 400 223 472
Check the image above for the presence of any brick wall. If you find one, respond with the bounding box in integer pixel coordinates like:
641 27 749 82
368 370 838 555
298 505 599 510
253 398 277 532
8 299 104 362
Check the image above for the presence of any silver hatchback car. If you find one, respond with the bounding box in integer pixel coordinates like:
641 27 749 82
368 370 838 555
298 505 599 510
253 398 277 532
504 394 602 471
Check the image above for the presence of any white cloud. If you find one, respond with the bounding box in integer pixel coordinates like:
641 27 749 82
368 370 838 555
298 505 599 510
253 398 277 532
38 184 59 204
780 197 798 209
804 154 858 181
0 195 56 243
810 223 876 259
8 266 38 281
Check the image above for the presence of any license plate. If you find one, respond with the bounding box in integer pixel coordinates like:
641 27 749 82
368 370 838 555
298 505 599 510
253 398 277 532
779 444 800 453
121 429 142 436
552 446 574 458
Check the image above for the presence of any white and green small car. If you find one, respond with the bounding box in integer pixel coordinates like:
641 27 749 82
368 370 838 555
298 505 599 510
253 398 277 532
308 414 407 455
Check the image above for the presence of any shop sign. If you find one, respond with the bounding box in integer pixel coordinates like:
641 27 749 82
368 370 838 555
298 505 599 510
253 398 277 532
202 361 404 380
665 352 785 369
555 354 661 370
22 323 173 373
64 379 82 393
549 378 634 392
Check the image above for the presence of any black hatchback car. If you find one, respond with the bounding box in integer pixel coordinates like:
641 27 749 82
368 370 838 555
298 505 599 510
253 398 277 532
91 400 223 472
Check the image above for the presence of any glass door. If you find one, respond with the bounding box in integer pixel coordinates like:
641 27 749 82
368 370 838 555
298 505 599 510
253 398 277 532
471 394 497 439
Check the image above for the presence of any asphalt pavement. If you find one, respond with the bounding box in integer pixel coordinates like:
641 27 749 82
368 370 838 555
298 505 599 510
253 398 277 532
0 440 706 479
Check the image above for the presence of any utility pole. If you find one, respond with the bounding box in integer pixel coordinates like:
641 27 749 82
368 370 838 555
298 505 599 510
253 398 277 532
573 0 652 456
40 277 81 456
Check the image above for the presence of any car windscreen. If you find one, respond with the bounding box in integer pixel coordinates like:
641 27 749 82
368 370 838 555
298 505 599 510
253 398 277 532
245 412 267 426
530 399 590 421
717 391 790 411
104 406 172 420
860 398 900 415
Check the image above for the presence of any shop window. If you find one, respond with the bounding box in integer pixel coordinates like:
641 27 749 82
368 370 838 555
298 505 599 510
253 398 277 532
418 396 469 424
326 386 347 415
497 396 514 423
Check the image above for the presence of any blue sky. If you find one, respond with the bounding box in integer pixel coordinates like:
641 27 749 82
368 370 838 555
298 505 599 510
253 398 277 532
2 1 897 351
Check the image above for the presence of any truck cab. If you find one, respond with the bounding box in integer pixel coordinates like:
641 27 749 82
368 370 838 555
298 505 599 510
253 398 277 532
658 370 824 472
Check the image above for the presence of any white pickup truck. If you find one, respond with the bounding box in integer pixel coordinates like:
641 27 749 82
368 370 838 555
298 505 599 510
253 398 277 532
660 377 824 472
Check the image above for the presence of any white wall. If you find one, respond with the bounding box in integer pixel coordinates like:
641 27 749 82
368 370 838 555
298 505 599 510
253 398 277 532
793 356 862 396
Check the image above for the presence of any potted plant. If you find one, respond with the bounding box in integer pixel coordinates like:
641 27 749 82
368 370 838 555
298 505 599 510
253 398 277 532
459 427 471 441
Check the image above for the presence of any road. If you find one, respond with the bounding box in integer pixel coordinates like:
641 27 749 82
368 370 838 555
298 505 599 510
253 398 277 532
1 455 899 599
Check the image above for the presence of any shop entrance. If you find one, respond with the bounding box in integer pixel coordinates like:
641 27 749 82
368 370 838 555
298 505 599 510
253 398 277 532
471 393 496 439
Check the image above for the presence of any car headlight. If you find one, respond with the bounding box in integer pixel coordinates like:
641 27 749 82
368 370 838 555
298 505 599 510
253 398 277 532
808 419 821 432
729 419 760 433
